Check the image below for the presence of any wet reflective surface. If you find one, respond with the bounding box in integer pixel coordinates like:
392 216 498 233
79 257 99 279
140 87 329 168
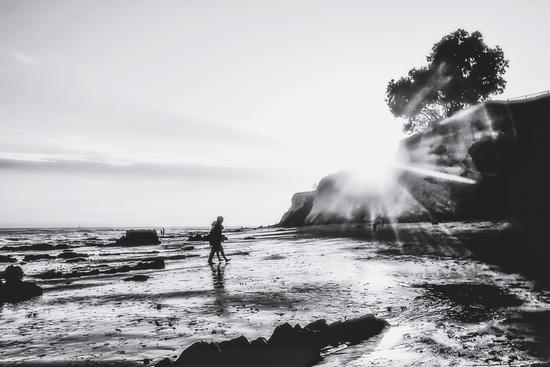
0 222 549 366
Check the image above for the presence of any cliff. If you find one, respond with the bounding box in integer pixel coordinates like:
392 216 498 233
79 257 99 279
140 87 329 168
279 94 550 227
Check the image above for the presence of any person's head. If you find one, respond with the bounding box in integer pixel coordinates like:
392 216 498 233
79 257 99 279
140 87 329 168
217 216 224 224
3 265 24 283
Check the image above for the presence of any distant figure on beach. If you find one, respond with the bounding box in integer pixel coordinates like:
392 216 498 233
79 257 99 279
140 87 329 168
373 216 385 233
161 227 165 236
208 216 230 264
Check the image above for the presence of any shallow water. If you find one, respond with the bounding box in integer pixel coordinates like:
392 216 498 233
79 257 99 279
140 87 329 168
0 223 549 366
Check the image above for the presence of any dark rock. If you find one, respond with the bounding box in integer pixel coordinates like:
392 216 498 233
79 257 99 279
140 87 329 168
107 259 165 273
218 335 250 350
244 236 256 240
174 341 221 366
279 191 315 227
422 283 524 322
169 315 387 367
35 259 165 279
116 230 160 246
182 246 195 251
57 252 89 259
0 281 43 303
327 314 389 345
267 322 300 346
249 337 268 348
154 357 173 367
1 243 69 252
187 233 205 242
304 319 328 332
34 269 100 279
65 257 89 263
124 275 150 282
0 255 17 263
23 254 54 262
0 265 43 303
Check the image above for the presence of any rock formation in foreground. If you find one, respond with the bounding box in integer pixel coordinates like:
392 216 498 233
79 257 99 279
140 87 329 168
280 94 550 226
156 314 388 367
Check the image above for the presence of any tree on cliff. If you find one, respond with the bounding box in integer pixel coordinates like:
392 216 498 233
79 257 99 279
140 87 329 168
386 29 509 133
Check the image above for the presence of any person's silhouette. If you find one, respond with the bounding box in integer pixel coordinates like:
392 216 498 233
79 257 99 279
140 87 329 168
207 216 230 264
373 216 385 233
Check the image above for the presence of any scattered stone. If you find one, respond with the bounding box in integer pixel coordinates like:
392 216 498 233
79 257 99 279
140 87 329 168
124 275 150 282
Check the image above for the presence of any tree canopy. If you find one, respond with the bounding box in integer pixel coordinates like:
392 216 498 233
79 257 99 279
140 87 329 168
386 29 509 133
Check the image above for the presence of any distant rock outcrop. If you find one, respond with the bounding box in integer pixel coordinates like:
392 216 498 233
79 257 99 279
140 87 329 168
156 314 387 367
116 230 160 246
280 95 550 226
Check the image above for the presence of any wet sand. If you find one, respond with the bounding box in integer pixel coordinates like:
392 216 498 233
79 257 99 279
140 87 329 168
1 223 549 366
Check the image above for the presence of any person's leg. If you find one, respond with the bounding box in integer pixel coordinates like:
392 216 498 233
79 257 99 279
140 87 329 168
216 250 221 262
208 248 215 264
219 246 230 261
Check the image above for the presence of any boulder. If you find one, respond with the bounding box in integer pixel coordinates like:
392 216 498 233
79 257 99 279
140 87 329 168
167 314 388 367
116 230 160 246
0 265 43 303
326 314 388 345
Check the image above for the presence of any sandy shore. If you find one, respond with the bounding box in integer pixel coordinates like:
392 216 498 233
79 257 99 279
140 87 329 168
1 222 549 366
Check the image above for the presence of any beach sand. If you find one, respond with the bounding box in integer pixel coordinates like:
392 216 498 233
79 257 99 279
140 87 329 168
0 222 549 366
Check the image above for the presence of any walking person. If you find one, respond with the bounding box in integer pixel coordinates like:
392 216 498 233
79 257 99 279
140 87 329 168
207 216 230 264
373 215 385 233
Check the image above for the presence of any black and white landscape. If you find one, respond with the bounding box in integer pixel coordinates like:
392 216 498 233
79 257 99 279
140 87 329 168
1 1 550 366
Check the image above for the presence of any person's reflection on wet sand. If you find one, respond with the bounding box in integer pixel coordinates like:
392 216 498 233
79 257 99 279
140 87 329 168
210 263 226 315
210 263 225 289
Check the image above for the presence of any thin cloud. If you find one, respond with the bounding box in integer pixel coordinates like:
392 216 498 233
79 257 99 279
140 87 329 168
0 157 266 180
10 50 38 65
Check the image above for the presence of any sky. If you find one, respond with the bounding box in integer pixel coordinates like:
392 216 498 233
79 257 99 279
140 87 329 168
0 0 549 227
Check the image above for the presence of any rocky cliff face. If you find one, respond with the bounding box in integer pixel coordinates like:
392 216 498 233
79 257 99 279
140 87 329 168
279 94 550 227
